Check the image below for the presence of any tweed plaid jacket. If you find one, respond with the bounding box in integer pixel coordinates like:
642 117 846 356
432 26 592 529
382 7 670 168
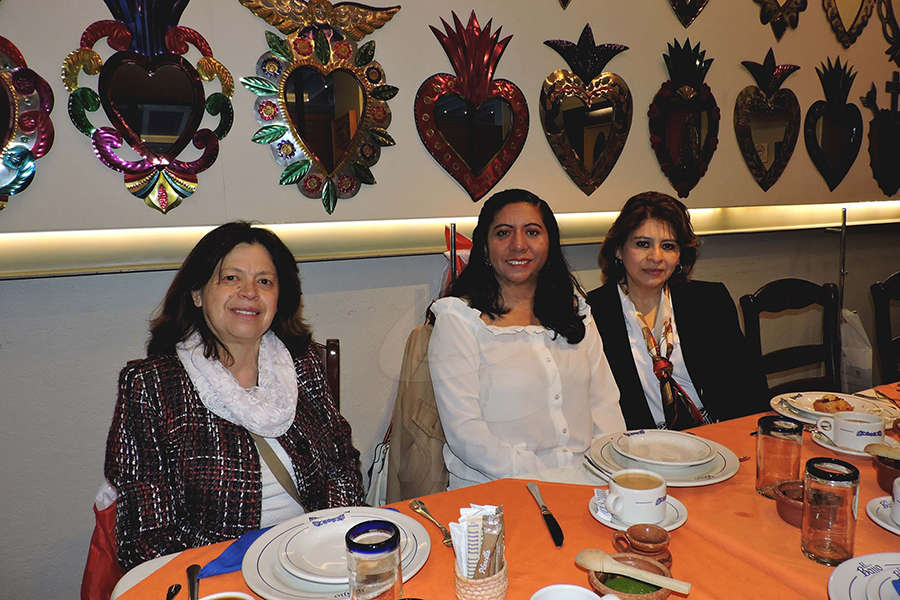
104 343 365 571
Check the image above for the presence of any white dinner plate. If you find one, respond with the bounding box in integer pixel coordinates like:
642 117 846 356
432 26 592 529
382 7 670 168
279 509 414 583
866 571 900 600
770 396 817 425
777 391 900 424
586 433 740 487
588 491 687 531
811 431 900 457
866 497 900 537
243 507 430 600
611 429 714 467
828 553 900 600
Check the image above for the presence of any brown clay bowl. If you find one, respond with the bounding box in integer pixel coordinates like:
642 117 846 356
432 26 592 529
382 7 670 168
588 552 672 600
773 480 804 527
873 455 900 494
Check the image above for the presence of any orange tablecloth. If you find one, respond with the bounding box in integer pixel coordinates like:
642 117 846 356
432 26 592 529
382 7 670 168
119 412 899 600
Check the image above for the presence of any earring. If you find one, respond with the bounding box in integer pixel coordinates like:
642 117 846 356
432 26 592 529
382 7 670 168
614 257 624 269
673 263 683 275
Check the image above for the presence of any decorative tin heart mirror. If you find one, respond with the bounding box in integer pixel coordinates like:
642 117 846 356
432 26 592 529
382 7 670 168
239 0 399 214
861 72 900 195
648 38 719 198
62 0 233 213
0 36 54 211
669 0 709 28
734 49 800 191
753 0 808 40
540 25 631 195
804 58 862 191
414 12 529 202
824 0 875 47
877 0 900 66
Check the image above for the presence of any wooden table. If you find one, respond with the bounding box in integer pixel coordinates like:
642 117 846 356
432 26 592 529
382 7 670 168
117 412 900 599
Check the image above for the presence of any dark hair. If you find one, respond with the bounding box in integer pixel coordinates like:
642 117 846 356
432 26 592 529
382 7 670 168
447 189 586 344
147 222 311 361
599 191 700 284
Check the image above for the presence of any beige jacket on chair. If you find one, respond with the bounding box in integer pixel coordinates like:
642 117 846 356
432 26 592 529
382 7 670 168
385 324 449 502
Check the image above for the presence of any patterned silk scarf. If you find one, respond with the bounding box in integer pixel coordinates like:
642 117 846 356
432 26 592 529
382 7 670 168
635 291 707 430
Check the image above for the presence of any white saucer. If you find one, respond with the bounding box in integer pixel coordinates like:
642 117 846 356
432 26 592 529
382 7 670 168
828 552 900 599
811 431 899 457
866 570 900 600
866 497 900 536
588 491 687 531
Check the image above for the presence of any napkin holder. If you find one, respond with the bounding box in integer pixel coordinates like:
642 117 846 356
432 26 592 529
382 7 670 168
454 559 508 600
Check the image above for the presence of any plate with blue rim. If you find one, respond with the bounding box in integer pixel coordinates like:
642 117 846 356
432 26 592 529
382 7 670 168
827 552 900 599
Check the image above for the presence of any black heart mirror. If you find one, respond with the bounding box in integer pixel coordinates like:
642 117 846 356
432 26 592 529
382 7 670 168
0 36 54 211
804 58 862 191
540 25 631 195
861 71 900 195
753 0 808 40
824 0 875 47
877 0 900 66
648 38 719 198
669 0 710 27
734 49 801 191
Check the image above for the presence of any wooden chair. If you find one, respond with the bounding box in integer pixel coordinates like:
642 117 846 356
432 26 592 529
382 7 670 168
313 339 340 411
739 278 840 398
871 271 900 384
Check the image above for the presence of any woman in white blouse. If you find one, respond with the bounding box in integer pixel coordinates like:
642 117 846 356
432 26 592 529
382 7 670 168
428 189 625 489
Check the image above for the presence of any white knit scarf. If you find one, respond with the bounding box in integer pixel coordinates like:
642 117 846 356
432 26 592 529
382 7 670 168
176 330 298 437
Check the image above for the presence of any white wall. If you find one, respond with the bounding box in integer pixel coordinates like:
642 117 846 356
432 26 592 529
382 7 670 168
1 224 898 598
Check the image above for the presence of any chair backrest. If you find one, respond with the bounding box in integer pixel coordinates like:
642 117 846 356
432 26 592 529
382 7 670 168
313 339 340 411
739 278 841 398
871 271 900 384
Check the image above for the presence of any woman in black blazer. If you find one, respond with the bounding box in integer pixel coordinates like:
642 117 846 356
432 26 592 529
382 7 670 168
586 192 765 430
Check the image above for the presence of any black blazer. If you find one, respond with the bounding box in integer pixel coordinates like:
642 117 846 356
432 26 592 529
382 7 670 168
586 279 766 429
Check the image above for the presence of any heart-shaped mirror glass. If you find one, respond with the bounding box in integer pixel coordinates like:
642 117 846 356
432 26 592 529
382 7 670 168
835 0 862 29
99 52 205 158
283 67 365 175
663 107 712 171
434 93 513 176
547 96 614 171
0 80 12 151
749 109 790 170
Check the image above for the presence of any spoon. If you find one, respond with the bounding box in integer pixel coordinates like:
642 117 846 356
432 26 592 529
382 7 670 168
575 548 691 594
409 499 453 547
186 564 201 600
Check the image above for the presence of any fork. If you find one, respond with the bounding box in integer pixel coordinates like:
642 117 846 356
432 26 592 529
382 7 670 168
409 499 452 547
165 583 181 600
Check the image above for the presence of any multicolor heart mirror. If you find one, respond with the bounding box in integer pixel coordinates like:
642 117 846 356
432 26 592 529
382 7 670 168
734 49 800 191
414 12 528 202
861 71 900 195
61 0 234 213
540 25 631 195
0 36 54 211
648 38 719 198
752 0 807 40
877 0 900 66
669 0 709 28
824 0 875 47
239 0 399 214
804 58 862 191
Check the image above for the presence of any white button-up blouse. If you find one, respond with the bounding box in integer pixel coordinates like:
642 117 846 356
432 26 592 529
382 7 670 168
428 296 625 489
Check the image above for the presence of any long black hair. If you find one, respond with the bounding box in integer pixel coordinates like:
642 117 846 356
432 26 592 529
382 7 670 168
447 189 587 343
600 191 700 284
147 222 311 362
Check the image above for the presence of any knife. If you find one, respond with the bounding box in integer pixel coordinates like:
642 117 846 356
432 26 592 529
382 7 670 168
186 563 201 600
526 482 564 547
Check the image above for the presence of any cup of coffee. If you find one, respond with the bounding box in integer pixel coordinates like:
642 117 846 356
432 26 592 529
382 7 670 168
605 469 667 525
892 477 900 526
816 412 883 451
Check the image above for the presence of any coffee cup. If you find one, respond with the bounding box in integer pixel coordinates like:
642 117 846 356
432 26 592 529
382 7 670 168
605 469 667 525
815 411 883 451
892 477 900 526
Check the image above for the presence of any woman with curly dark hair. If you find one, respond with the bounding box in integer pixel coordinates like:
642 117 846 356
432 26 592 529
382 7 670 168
105 222 364 570
428 189 624 488
587 192 764 430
